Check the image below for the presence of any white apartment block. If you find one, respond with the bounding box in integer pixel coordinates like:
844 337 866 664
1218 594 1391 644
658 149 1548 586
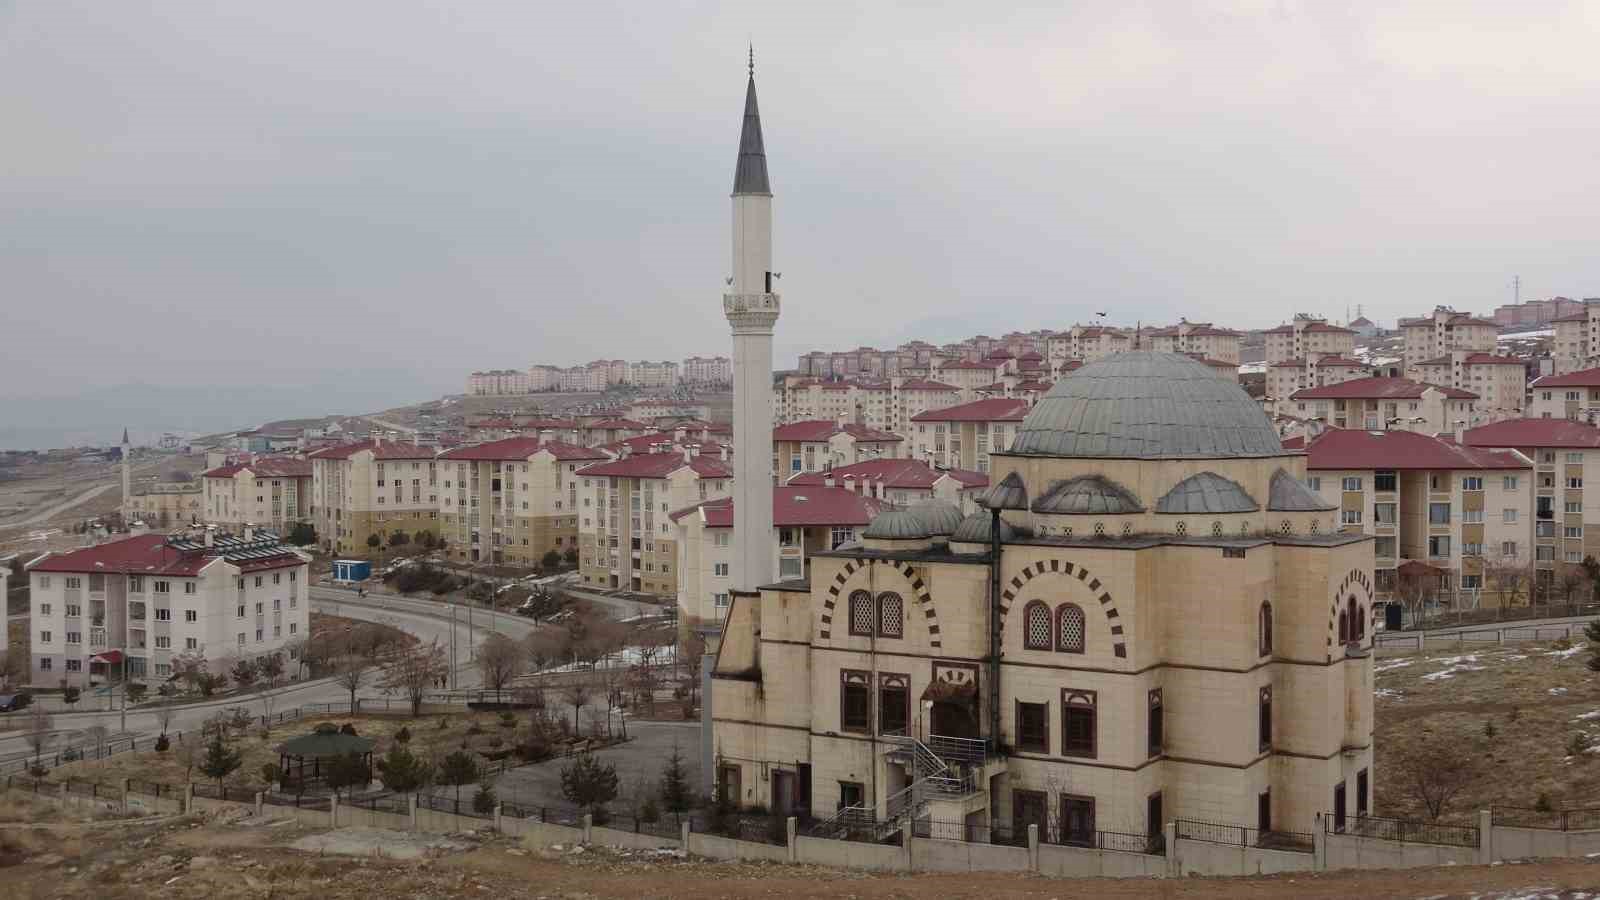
436 437 607 566
1262 316 1357 365
467 369 532 396
1413 352 1526 415
1266 355 1369 402
909 397 1028 474
26 530 310 687
1550 303 1600 375
772 421 903 477
1146 322 1243 363
1464 418 1600 589
682 355 733 384
1045 326 1132 364
1531 368 1600 422
308 439 441 556
1305 429 1531 599
784 458 989 512
627 360 680 388
201 457 313 535
575 449 734 596
1398 309 1499 377
1285 377 1480 433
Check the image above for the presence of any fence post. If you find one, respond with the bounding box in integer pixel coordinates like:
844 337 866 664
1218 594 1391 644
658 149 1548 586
255 792 264 817
330 794 339 829
1313 813 1326 871
785 817 796 862
1164 822 1179 877
681 818 691 849
493 803 503 834
1028 823 1039 872
409 793 419 832
1478 808 1493 864
582 813 593 844
58 781 68 808
183 783 194 814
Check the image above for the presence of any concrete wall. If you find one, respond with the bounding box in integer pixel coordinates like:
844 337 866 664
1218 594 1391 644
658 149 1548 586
590 824 682 851
1172 839 1316 877
909 837 1030 873
1036 843 1167 878
501 817 584 847
1325 832 1477 870
688 832 789 863
335 805 411 831
1492 827 1600 861
794 835 906 872
415 805 486 834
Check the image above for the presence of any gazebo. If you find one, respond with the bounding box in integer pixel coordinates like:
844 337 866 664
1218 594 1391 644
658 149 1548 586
275 723 375 786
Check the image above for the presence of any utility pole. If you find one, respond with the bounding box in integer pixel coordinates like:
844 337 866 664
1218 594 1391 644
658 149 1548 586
1513 274 1522 304
449 600 457 691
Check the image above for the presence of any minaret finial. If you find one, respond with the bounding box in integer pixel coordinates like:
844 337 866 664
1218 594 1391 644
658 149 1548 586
748 43 754 77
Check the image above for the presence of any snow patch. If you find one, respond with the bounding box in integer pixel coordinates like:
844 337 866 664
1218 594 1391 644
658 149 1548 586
1375 659 1416 674
1373 688 1403 700
1546 644 1587 660
1550 687 1569 695
1571 711 1600 722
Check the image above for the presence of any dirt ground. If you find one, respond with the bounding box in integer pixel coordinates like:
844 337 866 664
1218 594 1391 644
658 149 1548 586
1374 639 1600 821
4 803 1600 900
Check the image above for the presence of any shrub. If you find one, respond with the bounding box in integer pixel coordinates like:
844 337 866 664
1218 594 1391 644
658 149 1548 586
473 782 497 814
1484 720 1498 740
260 763 280 785
154 734 170 753
498 711 516 729
395 726 412 745
28 764 47 779
1569 732 1592 757
1536 792 1555 813
640 797 660 823
339 723 359 736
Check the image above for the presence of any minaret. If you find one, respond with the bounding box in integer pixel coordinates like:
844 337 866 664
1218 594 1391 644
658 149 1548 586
120 428 131 522
724 50 779 596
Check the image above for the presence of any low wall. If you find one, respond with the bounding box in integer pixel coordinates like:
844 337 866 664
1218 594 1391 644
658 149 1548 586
336 805 412 831
125 791 186 816
1492 826 1600 861
504 818 585 847
590 824 682 851
687 831 789 863
1172 838 1315 877
909 836 1030 873
1036 843 1167 878
1325 833 1477 870
415 805 488 834
794 835 906 872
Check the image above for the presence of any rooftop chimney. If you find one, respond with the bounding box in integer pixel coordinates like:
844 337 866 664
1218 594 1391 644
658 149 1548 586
243 524 255 541
720 445 730 462
824 475 836 488
621 445 632 459
203 525 215 548
683 446 693 463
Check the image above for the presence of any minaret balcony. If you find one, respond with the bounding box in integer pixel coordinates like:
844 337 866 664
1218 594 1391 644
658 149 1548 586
724 293 781 331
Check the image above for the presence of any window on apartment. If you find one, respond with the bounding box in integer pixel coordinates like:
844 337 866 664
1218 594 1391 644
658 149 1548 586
65 632 80 644
155 636 171 649
1502 540 1519 557
1341 476 1362 492
1341 509 1361 525
1061 690 1097 758
1463 508 1483 523
1462 476 1483 491
185 610 197 622
38 658 51 671
1538 545 1557 562
1504 508 1519 523
186 637 198 649
1567 526 1585 538
840 670 871 733
1429 503 1451 525
1259 686 1273 752
1429 535 1452 558
39 631 51 644
1306 477 1321 492
1373 471 1397 492
1374 503 1396 525
38 603 51 616
1571 477 1586 489
1570 452 1586 464
1568 500 1584 513
154 609 171 622
1016 701 1048 753
712 562 729 577
1430 473 1449 491
1504 476 1520 490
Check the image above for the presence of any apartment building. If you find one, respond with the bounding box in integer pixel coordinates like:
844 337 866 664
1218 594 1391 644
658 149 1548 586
575 450 734 596
1262 315 1357 364
26 529 310 687
1045 325 1132 364
1530 368 1600 421
1551 303 1600 374
1147 322 1243 363
671 485 886 632
1283 377 1479 432
1398 309 1498 376
909 397 1028 473
308 439 440 556
681 356 733 384
1463 418 1600 590
1303 429 1529 599
1413 352 1526 415
201 457 313 534
627 360 679 388
466 369 531 396
775 377 965 435
772 421 903 477
785 458 988 511
1266 356 1369 402
936 359 1009 392
436 437 607 566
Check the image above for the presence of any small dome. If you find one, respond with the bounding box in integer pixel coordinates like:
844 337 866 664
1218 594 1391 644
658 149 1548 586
1268 468 1336 511
951 511 1017 544
1033 475 1143 515
1010 352 1283 460
979 471 1029 510
862 509 931 540
1155 472 1259 514
910 501 964 536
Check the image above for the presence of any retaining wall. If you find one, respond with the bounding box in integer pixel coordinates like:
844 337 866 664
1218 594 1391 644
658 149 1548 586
687 832 789 863
335 805 412 831
794 835 906 872
1492 826 1600 861
909 836 1030 872
415 805 487 834
1036 843 1167 878
590 824 683 851
504 818 585 847
1172 839 1316 877
1325 833 1477 869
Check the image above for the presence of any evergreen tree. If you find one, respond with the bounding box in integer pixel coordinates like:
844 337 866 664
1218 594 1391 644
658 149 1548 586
375 743 430 796
561 751 619 821
324 751 371 799
438 750 480 810
1585 618 1600 672
473 777 497 814
659 741 692 825
198 733 242 791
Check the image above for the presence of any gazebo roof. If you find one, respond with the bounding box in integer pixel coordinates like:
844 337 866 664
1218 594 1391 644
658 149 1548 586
276 725 376 757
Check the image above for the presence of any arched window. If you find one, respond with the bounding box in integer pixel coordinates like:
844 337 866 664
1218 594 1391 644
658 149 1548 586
1337 609 1349 644
1259 601 1273 657
1057 604 1086 653
1348 597 1362 642
877 593 904 639
1023 602 1052 650
848 590 874 637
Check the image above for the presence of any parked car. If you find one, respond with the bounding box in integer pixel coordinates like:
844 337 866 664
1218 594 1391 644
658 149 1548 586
0 692 32 712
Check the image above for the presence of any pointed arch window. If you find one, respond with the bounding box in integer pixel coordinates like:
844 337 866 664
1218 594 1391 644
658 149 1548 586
1057 604 1086 654
848 590 874 637
1259 601 1273 657
1023 602 1051 650
877 593 904 639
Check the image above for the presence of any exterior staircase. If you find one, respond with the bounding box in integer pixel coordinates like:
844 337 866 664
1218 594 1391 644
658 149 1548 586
808 733 995 842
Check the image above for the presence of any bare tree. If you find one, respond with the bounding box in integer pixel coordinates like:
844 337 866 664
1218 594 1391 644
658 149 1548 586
0 649 23 688
598 663 629 740
376 638 449 716
1558 564 1592 607
153 699 176 736
85 724 110 765
25 706 53 764
680 633 706 706
334 654 372 713
1393 573 1437 629
561 677 593 735
523 626 567 673
1484 553 1532 610
1398 733 1480 820
478 633 522 703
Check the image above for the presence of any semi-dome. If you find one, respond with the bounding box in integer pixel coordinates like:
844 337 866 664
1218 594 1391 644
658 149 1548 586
862 509 930 540
1155 471 1259 514
1267 468 1337 511
1033 475 1143 515
979 472 1029 510
909 501 964 536
951 511 1017 544
1009 352 1283 460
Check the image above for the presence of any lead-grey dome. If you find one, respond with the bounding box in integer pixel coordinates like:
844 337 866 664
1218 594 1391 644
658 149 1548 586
910 501 964 536
863 509 930 540
951 512 1017 544
1155 471 1259 514
1033 475 1144 515
1009 352 1284 459
1267 468 1336 511
979 472 1029 510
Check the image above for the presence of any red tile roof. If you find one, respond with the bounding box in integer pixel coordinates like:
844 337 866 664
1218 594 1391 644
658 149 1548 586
308 439 435 460
669 486 887 528
897 379 959 392
28 533 304 576
1306 429 1528 471
601 432 729 457
771 421 903 443
1280 435 1307 450
1303 322 1355 333
202 457 313 479
586 418 649 430
786 459 988 490
1532 367 1600 388
1462 418 1600 449
578 452 733 480
1183 326 1241 337
911 398 1030 423
1290 377 1478 401
1417 353 1522 367
938 360 1004 371
438 436 607 462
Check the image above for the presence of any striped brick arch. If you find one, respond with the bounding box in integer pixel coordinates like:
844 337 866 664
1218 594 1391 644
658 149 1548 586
822 559 940 649
1328 568 1375 648
1000 559 1127 659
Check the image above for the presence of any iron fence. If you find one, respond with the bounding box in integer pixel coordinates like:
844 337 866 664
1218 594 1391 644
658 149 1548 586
1326 813 1478 848
127 780 168 798
912 816 1027 847
418 791 491 819
192 783 221 800
350 793 411 816
1042 824 1166 855
1175 818 1314 853
1492 805 1600 831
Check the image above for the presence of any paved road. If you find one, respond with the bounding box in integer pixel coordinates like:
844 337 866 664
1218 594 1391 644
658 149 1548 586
4 481 118 528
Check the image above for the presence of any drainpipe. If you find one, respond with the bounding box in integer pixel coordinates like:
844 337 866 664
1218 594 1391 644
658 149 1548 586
987 506 1003 753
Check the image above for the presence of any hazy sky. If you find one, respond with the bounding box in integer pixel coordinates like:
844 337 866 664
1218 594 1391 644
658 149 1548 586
5 1 1600 407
